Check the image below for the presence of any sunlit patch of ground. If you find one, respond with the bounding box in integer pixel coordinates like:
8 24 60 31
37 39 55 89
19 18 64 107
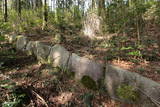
111 60 160 82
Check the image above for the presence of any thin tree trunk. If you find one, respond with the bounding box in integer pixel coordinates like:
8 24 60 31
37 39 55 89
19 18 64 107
98 0 105 18
4 0 7 22
92 0 96 9
43 0 48 30
18 0 21 17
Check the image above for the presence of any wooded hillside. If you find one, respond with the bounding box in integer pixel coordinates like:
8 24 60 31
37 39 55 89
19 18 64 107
0 0 160 107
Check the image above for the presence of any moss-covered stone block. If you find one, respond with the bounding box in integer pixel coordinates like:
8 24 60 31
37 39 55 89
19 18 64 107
116 84 140 102
80 75 97 90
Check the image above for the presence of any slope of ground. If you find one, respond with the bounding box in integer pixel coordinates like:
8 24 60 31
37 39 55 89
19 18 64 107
17 25 160 83
0 41 137 107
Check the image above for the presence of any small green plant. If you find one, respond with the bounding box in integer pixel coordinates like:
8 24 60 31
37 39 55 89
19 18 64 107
128 50 142 57
2 86 30 107
0 35 5 41
0 22 11 33
116 84 139 102
80 76 97 90
0 79 29 107
2 101 20 107
0 80 16 89
56 66 75 79
1 84 29 107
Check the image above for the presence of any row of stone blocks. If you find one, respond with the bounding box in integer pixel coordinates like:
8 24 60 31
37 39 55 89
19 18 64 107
5 34 160 106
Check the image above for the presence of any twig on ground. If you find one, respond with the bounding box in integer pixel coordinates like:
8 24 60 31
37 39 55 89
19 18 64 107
29 88 49 107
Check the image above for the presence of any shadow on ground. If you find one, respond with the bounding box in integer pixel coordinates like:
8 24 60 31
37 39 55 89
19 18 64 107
0 42 36 71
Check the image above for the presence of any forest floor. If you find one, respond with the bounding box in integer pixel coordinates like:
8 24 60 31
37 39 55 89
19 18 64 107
0 25 160 106
0 41 136 107
20 26 160 83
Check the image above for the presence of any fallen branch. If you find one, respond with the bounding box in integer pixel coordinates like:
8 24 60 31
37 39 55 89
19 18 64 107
29 88 49 107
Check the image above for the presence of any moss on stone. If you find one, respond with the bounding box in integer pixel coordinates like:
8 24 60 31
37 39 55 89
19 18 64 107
80 76 97 90
116 84 140 102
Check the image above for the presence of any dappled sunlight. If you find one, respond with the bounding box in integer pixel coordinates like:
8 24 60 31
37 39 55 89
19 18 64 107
48 45 70 68
52 51 61 67
110 59 160 82
111 60 138 70
49 92 73 105
71 54 103 81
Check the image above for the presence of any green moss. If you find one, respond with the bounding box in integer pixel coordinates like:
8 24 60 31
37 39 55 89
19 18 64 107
116 84 139 102
80 76 97 90
0 35 5 41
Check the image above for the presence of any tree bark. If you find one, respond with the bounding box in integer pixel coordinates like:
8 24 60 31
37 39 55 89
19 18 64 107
18 0 21 17
92 0 96 9
98 0 105 19
42 0 48 30
4 0 7 22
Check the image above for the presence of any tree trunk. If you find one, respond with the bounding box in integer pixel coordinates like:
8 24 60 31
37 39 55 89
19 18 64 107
98 0 105 19
4 0 7 22
18 0 21 17
42 0 48 30
92 0 96 9
36 0 42 8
